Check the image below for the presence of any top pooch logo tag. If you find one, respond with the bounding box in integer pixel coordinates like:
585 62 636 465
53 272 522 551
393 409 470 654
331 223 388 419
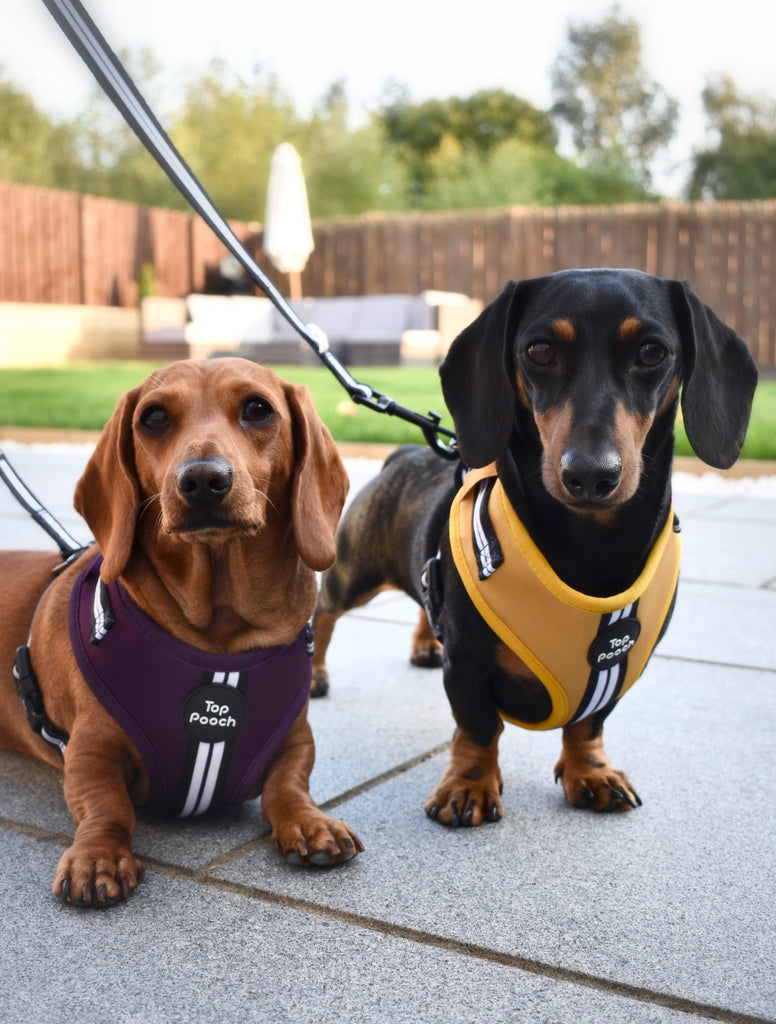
183 683 246 743
588 617 641 669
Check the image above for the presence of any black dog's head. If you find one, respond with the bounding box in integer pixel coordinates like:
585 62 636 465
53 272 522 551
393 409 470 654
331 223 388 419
441 269 757 513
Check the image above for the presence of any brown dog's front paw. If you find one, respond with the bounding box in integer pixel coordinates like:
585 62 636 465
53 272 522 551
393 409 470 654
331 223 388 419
554 758 641 812
54 845 145 908
424 774 503 828
272 814 364 867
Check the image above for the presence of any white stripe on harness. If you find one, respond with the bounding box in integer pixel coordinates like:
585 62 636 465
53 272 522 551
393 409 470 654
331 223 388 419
179 670 241 817
571 604 634 722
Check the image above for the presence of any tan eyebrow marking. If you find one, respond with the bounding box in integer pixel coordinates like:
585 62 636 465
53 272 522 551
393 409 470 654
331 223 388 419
619 317 643 339
551 319 576 342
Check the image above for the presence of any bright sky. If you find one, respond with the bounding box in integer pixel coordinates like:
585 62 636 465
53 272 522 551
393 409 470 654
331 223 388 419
4 0 775 195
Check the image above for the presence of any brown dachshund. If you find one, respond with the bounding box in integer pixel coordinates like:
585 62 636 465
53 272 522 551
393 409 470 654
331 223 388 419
312 270 758 826
0 357 362 907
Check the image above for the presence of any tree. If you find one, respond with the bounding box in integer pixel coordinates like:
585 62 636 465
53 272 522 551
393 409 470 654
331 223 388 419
0 69 81 188
299 81 410 217
549 6 678 191
379 87 555 201
170 59 300 220
689 74 776 200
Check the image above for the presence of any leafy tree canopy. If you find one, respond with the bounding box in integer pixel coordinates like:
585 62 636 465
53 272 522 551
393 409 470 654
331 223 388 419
549 5 678 191
689 74 776 200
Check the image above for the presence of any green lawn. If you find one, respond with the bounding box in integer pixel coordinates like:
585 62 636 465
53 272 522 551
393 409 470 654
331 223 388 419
0 361 773 459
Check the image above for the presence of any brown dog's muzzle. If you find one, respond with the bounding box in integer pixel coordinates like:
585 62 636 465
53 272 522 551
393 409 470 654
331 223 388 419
175 457 234 508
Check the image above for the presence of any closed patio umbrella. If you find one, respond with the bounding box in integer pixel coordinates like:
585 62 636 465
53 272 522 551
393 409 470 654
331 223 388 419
263 143 314 301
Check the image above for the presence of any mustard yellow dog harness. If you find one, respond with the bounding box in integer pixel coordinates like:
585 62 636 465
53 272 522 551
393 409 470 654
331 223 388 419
449 465 681 730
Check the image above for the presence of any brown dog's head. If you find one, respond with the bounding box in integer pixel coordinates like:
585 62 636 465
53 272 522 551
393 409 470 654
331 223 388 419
441 269 758 512
74 358 348 582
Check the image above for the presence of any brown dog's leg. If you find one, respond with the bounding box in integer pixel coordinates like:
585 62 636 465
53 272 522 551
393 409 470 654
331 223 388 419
54 730 145 907
554 718 641 812
425 719 504 827
261 705 363 865
410 607 443 668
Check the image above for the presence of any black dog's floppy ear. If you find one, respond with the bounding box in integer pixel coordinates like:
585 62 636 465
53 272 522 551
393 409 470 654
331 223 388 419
673 281 758 469
440 280 531 468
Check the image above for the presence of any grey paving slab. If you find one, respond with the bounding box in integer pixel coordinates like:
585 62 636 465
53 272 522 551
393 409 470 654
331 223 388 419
215 656 776 1021
691 496 776 523
675 516 776 587
0 829 740 1024
1 445 775 1023
657 579 776 669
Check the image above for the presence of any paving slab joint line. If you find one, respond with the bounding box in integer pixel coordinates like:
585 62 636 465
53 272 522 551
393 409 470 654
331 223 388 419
144 865 775 1024
654 652 776 675
198 739 452 876
1 814 772 1024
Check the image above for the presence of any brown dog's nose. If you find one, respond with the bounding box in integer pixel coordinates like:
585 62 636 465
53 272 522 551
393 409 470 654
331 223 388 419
560 449 622 502
176 457 233 507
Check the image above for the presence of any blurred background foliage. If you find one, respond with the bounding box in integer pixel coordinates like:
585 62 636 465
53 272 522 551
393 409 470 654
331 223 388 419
1 6 775 221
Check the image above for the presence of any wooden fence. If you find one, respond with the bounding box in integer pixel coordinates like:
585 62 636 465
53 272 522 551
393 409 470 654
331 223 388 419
1 180 774 364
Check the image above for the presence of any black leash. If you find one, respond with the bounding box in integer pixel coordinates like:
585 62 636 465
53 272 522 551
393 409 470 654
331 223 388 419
0 450 89 560
40 0 458 460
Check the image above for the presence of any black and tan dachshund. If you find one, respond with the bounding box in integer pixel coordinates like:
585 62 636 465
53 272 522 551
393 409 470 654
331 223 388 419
312 269 757 825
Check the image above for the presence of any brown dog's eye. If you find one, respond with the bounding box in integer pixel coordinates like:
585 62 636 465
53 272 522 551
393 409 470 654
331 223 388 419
637 341 667 367
526 342 555 366
140 405 171 433
242 397 274 423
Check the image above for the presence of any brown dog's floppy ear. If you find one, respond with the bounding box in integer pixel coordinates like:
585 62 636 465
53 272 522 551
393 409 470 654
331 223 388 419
74 387 142 582
440 280 531 468
284 382 349 571
672 281 758 469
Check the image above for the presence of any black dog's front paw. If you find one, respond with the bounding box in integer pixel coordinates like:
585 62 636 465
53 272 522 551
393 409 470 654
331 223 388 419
424 775 503 828
554 759 641 812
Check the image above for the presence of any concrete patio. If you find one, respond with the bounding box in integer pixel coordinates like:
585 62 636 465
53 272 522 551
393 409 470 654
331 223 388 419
0 440 774 1024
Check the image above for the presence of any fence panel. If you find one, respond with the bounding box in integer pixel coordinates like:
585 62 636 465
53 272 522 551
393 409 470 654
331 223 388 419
1 181 774 363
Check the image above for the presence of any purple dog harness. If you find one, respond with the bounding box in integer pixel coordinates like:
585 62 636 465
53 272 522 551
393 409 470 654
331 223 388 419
67 555 312 817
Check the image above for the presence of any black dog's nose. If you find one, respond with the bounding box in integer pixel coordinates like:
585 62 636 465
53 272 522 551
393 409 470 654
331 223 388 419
560 449 622 502
176 457 233 507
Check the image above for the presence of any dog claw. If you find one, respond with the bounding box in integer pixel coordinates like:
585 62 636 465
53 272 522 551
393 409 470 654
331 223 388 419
488 803 502 822
427 804 439 820
449 799 461 827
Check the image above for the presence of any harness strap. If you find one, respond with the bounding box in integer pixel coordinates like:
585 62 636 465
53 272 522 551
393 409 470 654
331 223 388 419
13 645 69 759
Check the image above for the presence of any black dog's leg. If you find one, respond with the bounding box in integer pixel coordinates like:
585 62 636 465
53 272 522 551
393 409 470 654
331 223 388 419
554 705 641 812
424 619 507 827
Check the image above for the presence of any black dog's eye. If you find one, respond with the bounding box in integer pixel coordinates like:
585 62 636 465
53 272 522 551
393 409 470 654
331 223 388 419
526 341 556 366
242 396 274 423
637 341 667 367
139 405 171 433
